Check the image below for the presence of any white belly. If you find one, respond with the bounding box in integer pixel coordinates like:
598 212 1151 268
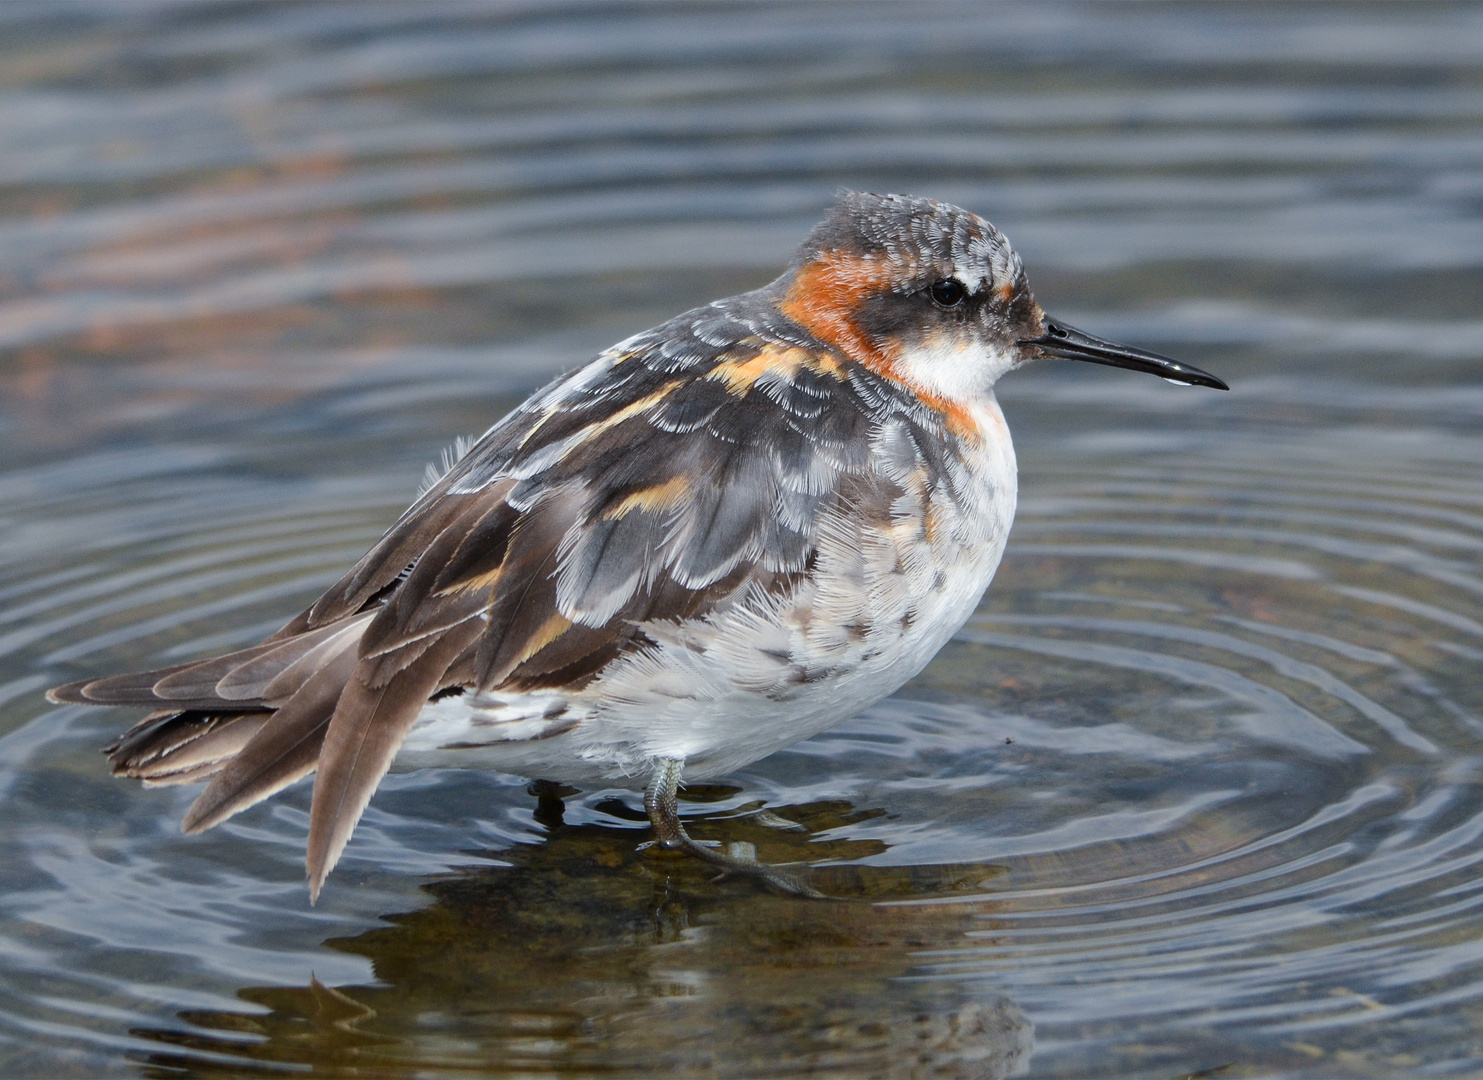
398 398 1018 787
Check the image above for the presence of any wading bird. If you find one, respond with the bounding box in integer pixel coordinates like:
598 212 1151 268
51 192 1226 900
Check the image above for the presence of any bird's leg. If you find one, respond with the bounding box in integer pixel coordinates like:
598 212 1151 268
643 757 822 898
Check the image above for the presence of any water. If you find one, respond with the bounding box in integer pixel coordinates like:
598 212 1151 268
1 2 1481 1076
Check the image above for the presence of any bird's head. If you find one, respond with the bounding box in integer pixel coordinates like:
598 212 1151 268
776 191 1226 415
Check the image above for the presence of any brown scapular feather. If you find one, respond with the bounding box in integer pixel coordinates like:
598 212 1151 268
191 617 369 702
242 615 374 702
301 487 478 630
359 494 505 659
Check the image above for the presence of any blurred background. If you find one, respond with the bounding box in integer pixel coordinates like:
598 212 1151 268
1 3 1481 1077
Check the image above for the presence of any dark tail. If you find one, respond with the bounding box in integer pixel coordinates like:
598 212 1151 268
48 610 464 900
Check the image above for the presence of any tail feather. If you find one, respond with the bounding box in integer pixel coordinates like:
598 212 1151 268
180 630 363 835
53 592 486 901
209 616 371 702
305 621 482 901
257 616 373 703
143 758 242 787
108 711 272 784
150 640 294 702
48 615 373 710
49 642 284 707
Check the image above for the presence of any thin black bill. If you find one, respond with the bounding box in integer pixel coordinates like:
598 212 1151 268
1020 319 1229 390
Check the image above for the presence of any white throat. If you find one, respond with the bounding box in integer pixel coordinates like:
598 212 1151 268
888 330 1019 405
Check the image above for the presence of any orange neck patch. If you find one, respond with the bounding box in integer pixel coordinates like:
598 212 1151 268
779 252 981 441
777 253 894 368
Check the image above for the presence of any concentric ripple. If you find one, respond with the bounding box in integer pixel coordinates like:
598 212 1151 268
904 433 1483 1073
0 3 1481 1078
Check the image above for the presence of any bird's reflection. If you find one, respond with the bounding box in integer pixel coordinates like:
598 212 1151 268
131 788 1033 1078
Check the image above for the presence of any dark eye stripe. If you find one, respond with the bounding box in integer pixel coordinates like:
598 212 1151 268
929 279 966 307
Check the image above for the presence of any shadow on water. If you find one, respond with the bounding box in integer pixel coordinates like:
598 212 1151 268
129 789 1031 1079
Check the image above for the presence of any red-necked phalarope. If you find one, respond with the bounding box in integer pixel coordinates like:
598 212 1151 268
51 192 1227 900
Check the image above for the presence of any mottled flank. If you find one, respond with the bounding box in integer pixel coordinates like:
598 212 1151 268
50 192 1036 899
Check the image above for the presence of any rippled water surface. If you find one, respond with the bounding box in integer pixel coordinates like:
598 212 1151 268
2 3 1482 1077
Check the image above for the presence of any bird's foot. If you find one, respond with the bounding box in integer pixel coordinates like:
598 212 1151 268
643 758 823 898
657 828 823 898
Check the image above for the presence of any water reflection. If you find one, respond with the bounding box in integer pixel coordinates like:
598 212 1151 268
131 790 1031 1079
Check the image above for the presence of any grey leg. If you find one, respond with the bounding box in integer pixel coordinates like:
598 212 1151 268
643 757 822 898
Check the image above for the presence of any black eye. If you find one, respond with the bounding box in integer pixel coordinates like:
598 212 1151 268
929 279 966 307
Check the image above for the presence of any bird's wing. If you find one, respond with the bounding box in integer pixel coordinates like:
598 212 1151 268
306 333 874 690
